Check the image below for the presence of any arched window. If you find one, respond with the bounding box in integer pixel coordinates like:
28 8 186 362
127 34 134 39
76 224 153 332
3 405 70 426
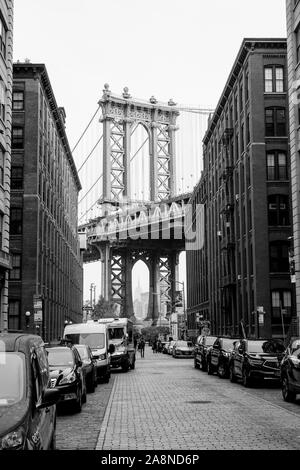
265 107 286 137
268 195 290 226
266 151 287 180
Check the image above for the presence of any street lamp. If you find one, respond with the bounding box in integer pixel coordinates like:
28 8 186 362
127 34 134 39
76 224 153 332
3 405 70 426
25 311 31 329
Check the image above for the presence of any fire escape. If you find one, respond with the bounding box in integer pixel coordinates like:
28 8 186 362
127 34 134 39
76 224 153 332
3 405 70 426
220 123 236 336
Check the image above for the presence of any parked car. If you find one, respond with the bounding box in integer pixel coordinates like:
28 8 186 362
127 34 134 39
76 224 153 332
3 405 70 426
74 344 98 393
280 338 300 402
162 342 170 354
168 340 177 355
46 345 86 412
194 335 218 371
172 340 194 358
0 333 60 450
229 338 285 387
207 337 236 378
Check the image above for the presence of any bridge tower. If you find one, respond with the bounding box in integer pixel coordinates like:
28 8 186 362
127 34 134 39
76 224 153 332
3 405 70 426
90 85 182 324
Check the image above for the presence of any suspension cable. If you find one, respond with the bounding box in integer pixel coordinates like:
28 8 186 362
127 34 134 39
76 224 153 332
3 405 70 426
77 136 103 173
78 174 103 204
71 105 101 153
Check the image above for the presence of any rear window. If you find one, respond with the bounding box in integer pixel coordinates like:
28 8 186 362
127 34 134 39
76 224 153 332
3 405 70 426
75 346 89 360
248 341 285 354
205 337 217 346
65 333 105 349
0 352 25 406
221 339 235 350
47 348 74 367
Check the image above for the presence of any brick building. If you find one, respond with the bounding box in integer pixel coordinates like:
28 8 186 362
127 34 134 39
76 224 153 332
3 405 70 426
9 63 83 341
187 39 295 340
286 0 300 336
0 1 13 332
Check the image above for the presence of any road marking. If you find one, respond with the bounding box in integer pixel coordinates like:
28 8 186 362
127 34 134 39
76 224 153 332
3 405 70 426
95 375 118 450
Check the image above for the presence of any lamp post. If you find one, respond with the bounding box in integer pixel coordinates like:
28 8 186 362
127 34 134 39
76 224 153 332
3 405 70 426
25 311 31 329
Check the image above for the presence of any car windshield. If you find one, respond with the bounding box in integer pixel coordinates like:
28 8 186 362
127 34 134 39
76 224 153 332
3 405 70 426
248 341 285 354
205 337 217 346
0 352 25 406
47 348 74 367
109 327 125 340
222 339 235 350
176 341 193 347
64 333 105 349
74 346 89 360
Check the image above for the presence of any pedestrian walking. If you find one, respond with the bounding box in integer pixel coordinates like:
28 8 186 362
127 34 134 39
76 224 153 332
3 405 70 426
139 338 145 358
134 337 138 350
152 339 157 353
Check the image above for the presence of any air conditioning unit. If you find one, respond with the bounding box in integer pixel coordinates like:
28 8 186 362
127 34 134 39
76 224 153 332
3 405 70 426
217 231 222 237
237 274 241 280
235 194 239 201
226 222 230 228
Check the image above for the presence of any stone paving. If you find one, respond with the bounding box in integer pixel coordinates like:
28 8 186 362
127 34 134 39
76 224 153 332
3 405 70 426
96 346 300 450
56 377 115 450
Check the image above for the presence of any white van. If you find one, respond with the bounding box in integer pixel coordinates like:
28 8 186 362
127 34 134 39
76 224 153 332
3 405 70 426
97 317 136 372
63 321 114 383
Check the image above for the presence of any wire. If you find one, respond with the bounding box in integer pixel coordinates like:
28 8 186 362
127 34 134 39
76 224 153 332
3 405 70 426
71 106 101 153
77 136 103 173
78 174 103 204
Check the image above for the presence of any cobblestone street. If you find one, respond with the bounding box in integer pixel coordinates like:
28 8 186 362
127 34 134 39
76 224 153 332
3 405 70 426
57 346 300 450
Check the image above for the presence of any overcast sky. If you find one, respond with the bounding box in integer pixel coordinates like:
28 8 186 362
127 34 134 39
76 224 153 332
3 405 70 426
13 0 287 302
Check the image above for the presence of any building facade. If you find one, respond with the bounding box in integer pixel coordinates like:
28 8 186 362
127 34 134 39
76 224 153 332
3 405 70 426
286 0 300 336
9 63 83 341
187 39 295 340
0 1 13 332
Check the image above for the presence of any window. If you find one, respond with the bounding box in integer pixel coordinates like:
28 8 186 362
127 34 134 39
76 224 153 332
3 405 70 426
10 254 21 280
8 300 20 330
0 148 4 185
11 167 23 190
264 66 284 93
265 108 286 137
0 79 5 120
12 127 24 149
267 151 288 180
271 291 292 319
269 242 289 272
10 208 22 234
268 195 290 226
12 91 24 111
296 25 300 64
0 212 3 249
0 17 6 58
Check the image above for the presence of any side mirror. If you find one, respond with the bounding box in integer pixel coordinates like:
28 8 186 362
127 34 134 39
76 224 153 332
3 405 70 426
109 344 115 354
37 388 60 409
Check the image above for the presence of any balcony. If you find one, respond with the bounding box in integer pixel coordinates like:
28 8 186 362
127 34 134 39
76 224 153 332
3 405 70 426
220 274 236 288
221 125 234 145
221 166 234 181
221 238 235 251
0 250 12 270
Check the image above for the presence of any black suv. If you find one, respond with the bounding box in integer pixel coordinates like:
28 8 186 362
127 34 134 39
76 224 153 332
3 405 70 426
194 335 218 371
0 333 60 450
229 338 285 387
46 345 86 412
280 338 300 402
207 337 236 378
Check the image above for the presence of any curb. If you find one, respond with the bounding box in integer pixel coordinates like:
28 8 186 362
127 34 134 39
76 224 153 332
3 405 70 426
95 374 118 449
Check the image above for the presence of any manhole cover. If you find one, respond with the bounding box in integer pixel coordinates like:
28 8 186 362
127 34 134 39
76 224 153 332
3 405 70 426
186 401 212 404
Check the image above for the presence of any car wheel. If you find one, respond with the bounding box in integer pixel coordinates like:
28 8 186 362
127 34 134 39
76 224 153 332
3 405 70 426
229 364 237 383
217 363 226 379
103 370 111 382
242 368 252 388
207 360 213 375
74 388 82 413
122 362 129 373
130 359 135 370
87 374 95 393
282 376 296 402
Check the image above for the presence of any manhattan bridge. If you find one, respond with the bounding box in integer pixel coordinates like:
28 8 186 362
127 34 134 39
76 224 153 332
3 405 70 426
75 84 213 325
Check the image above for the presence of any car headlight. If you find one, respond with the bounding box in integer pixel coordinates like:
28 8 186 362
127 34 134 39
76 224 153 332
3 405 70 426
223 352 230 357
99 353 107 360
0 427 24 449
59 373 76 384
